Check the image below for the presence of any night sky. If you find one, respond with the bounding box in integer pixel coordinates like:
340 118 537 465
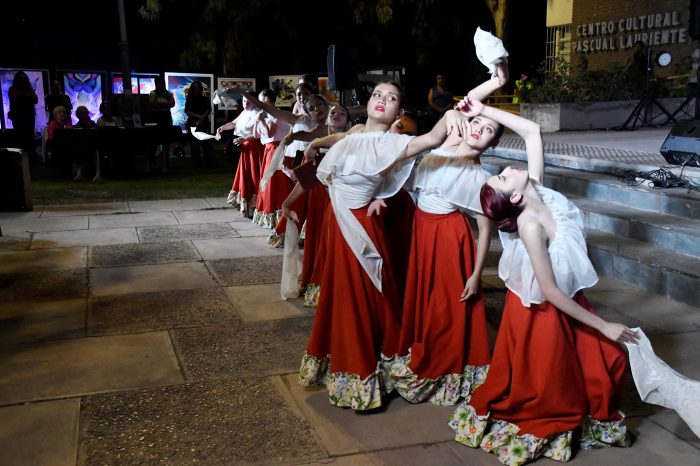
5 1 546 107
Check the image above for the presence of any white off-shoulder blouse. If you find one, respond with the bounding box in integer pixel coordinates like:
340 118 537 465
316 131 414 292
498 183 598 306
413 148 490 215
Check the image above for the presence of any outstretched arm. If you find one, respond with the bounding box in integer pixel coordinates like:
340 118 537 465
519 221 638 344
459 97 544 182
403 110 467 158
304 130 354 160
227 86 297 126
467 60 509 102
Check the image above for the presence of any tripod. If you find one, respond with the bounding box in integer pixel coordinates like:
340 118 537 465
665 55 700 123
619 46 676 130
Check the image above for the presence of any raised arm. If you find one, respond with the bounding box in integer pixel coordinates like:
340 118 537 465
227 86 298 126
459 97 544 183
519 221 638 344
404 110 464 158
467 60 509 102
304 130 354 160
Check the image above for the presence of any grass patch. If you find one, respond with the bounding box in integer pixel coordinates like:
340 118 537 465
29 153 236 205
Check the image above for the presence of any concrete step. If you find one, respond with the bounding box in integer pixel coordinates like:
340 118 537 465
569 195 700 260
586 230 700 308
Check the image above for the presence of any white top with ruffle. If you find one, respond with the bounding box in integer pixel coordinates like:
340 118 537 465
317 131 414 292
498 183 598 306
413 148 490 215
234 109 260 137
284 115 314 157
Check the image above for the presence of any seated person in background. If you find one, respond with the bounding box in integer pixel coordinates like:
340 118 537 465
74 106 97 129
71 106 97 180
47 106 72 141
46 105 73 176
97 102 121 127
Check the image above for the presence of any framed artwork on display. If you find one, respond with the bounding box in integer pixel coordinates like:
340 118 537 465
0 68 48 131
317 76 339 104
268 75 298 108
164 72 214 132
62 71 105 125
216 77 256 110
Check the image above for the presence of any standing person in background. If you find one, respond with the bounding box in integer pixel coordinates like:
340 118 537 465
8 71 39 161
185 81 214 168
426 73 454 127
148 76 176 171
46 79 72 122
512 71 533 104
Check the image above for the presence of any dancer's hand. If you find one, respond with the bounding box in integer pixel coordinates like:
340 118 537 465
456 96 485 118
282 203 299 224
459 275 480 302
601 323 639 345
445 109 469 138
367 199 387 216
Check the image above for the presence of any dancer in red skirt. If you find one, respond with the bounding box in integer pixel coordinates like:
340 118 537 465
297 82 471 410
389 62 508 406
448 97 638 465
218 95 263 218
227 86 331 247
252 89 293 229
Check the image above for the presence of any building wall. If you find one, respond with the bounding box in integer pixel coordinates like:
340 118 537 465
571 0 694 77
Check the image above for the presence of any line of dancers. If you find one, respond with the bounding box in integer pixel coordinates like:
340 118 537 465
220 53 639 465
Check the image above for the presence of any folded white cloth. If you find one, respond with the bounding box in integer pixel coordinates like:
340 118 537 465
474 27 509 77
190 127 221 141
625 328 700 438
280 219 301 300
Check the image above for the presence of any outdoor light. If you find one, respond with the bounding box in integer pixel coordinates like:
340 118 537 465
655 51 672 68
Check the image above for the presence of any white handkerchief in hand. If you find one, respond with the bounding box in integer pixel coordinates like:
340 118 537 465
190 127 221 141
474 27 509 77
625 327 700 438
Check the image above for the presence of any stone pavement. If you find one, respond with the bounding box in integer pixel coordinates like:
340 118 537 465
1 138 700 464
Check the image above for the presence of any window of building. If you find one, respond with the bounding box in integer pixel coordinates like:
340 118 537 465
545 25 572 78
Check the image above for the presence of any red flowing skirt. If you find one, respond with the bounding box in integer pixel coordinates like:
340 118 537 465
300 184 330 288
231 138 264 203
470 291 627 438
255 141 295 216
383 188 415 301
305 205 402 378
399 208 490 377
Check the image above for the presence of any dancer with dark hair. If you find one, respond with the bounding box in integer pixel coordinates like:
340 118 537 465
389 61 508 406
449 96 637 465
296 81 468 410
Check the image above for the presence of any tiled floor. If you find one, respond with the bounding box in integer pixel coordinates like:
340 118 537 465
0 196 697 465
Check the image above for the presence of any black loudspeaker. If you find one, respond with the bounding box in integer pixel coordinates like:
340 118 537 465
660 120 700 167
691 0 700 40
327 45 358 91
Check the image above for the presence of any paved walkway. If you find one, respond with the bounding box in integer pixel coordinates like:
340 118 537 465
1 127 700 465
0 193 698 465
